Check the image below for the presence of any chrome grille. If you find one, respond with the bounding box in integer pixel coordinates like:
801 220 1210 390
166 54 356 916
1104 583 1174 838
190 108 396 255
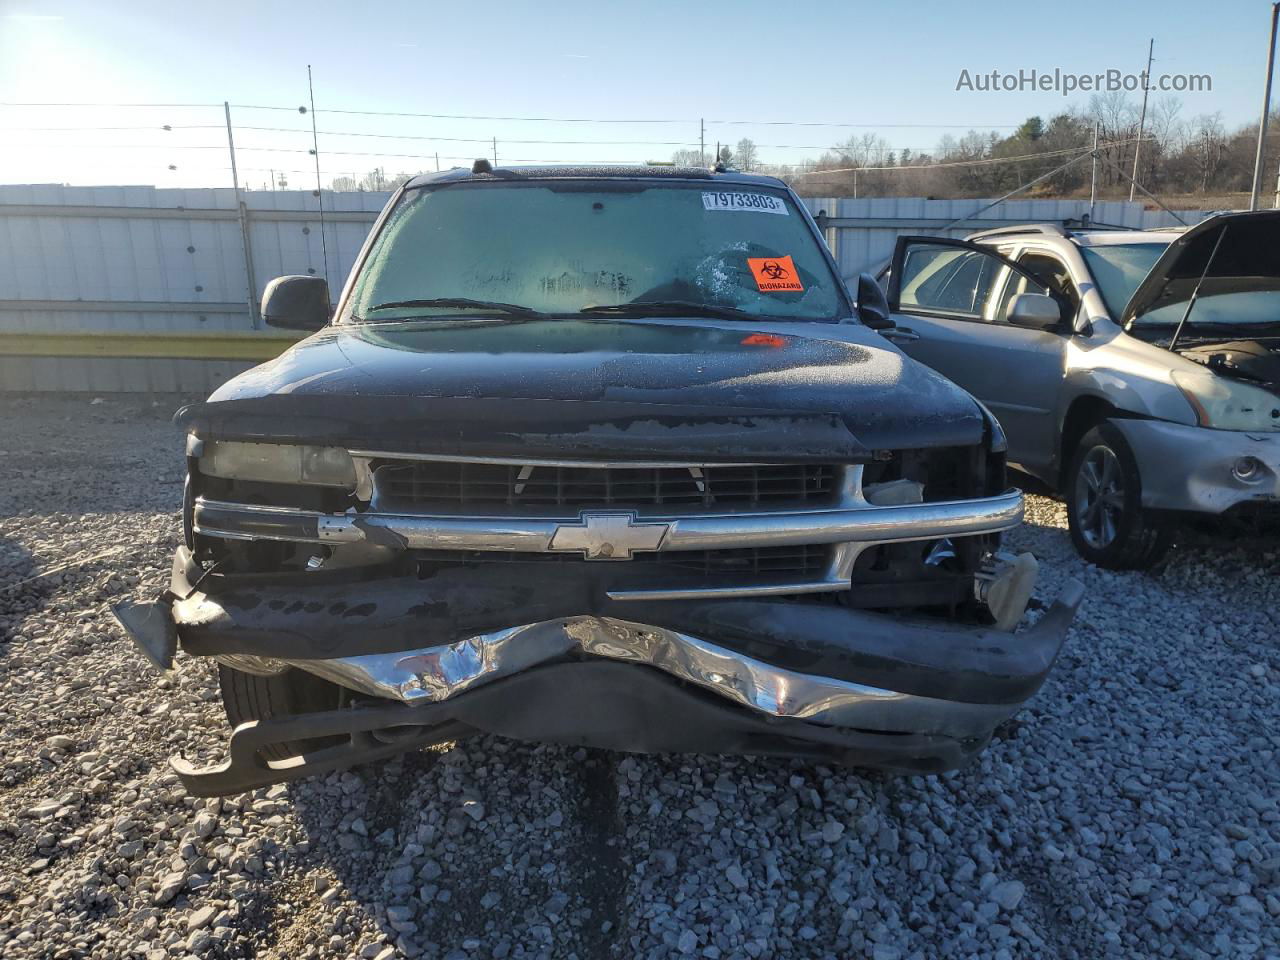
374 461 838 510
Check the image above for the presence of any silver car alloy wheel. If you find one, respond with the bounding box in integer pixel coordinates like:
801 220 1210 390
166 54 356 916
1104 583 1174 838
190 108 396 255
1075 445 1124 549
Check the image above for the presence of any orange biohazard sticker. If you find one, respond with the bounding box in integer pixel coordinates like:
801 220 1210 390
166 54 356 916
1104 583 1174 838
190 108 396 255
747 255 804 293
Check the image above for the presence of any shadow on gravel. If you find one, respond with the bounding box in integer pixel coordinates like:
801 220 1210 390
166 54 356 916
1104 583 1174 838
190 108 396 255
0 393 193 516
290 735 949 960
0 536 44 647
292 738 633 959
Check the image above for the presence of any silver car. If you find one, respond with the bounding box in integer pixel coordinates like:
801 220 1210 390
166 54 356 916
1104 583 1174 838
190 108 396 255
876 211 1280 569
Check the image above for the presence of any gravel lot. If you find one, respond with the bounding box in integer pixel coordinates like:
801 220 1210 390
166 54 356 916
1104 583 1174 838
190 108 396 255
0 394 1277 960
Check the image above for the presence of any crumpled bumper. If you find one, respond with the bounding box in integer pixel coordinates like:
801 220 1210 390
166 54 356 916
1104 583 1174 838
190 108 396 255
111 546 1083 792
1113 419 1280 513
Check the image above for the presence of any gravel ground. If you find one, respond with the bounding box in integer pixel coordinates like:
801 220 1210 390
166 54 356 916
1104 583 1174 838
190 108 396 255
0 394 1277 960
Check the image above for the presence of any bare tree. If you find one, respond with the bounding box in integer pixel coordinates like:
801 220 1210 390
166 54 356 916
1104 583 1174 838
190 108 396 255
1086 91 1139 187
1185 113 1228 192
735 138 759 172
1148 96 1185 153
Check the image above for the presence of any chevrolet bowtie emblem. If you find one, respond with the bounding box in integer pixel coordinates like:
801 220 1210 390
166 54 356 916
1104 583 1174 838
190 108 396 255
548 512 670 560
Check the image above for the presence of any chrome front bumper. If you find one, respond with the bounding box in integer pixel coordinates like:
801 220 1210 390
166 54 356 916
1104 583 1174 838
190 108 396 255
1114 419 1280 513
254 596 1082 740
195 489 1023 551
192 488 1024 600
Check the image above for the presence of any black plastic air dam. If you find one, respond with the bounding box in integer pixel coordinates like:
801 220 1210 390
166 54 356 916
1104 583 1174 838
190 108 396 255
171 661 987 795
167 548 1082 708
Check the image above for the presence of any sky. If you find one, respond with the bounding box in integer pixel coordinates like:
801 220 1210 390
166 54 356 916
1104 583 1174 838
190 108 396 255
0 0 1276 190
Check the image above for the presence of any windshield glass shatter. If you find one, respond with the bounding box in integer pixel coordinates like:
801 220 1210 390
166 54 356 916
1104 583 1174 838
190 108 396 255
346 182 846 323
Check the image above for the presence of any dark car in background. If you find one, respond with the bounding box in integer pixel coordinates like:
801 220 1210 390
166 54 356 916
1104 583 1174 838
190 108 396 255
113 164 1081 795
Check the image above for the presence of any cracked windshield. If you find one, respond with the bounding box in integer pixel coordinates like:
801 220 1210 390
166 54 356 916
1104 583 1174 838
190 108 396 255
347 183 845 321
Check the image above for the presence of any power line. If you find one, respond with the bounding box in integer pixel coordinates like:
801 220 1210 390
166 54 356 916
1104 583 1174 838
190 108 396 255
708 119 1022 129
792 137 1152 177
2 124 998 154
0 101 219 108
0 124 226 132
227 102 1024 129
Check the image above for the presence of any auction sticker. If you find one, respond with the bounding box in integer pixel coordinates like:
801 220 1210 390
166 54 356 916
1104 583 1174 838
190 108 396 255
747 255 804 292
702 192 788 215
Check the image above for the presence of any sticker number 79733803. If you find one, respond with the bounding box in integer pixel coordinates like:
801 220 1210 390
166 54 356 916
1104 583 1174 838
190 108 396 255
701 192 789 215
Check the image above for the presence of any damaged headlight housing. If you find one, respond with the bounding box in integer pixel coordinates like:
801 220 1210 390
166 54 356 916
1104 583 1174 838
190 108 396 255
196 439 356 488
1171 371 1280 432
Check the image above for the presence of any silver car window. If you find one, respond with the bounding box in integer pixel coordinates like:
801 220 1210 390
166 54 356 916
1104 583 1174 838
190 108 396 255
995 251 1080 322
898 245 1003 319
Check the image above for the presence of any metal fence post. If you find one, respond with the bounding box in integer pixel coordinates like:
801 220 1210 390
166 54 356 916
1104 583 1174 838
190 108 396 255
224 101 260 329
1250 3 1280 211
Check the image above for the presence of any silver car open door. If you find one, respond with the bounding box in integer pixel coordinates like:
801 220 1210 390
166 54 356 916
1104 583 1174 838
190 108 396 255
884 236 1072 476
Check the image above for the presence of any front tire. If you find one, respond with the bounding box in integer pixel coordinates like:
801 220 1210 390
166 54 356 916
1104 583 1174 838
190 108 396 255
218 665 346 761
1066 423 1170 570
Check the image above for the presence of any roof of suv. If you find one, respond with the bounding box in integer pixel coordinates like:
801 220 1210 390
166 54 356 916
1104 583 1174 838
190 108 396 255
965 221 1187 248
967 220 1187 245
404 164 787 189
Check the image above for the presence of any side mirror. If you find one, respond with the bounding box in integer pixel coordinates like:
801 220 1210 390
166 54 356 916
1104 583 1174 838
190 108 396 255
261 276 330 332
1006 292 1062 331
855 273 893 329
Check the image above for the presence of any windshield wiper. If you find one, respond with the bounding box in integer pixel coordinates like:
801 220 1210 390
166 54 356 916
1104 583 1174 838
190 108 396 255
577 300 762 322
365 298 547 319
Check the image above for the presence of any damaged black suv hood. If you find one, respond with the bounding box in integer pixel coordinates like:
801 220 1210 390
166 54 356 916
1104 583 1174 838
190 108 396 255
179 318 988 462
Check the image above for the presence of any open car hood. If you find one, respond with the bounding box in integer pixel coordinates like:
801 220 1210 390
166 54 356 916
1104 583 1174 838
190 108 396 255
1122 210 1280 326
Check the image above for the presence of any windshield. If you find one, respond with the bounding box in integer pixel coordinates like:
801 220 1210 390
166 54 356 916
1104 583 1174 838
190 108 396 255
345 181 847 323
1085 240 1280 329
1080 242 1167 320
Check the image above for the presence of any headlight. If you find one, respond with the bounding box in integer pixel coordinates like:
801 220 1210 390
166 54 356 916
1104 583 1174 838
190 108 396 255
197 440 356 488
1171 371 1280 432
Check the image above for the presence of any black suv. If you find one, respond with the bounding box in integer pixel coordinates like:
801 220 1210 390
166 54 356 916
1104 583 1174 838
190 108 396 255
114 164 1081 795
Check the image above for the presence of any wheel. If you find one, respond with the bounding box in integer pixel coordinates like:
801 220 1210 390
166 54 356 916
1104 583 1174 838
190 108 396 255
217 665 346 762
1065 423 1171 570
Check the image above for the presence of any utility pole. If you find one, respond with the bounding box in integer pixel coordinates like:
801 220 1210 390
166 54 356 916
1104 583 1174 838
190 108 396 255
224 101 260 328
1250 3 1280 210
1089 121 1099 218
699 119 705 166
307 65 331 290
434 152 440 172
492 137 498 166
1129 38 1154 202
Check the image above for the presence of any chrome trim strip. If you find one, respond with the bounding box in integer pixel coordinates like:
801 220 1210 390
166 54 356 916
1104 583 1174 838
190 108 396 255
658 493 1021 549
193 489 1023 554
604 580 848 601
279 616 1016 739
348 450 773 469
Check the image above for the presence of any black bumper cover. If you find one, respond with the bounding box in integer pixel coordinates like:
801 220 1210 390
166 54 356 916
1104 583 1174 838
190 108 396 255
119 548 1082 794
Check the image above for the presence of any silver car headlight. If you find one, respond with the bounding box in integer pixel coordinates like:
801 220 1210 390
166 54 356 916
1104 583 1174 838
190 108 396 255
197 440 356 488
1172 371 1280 432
